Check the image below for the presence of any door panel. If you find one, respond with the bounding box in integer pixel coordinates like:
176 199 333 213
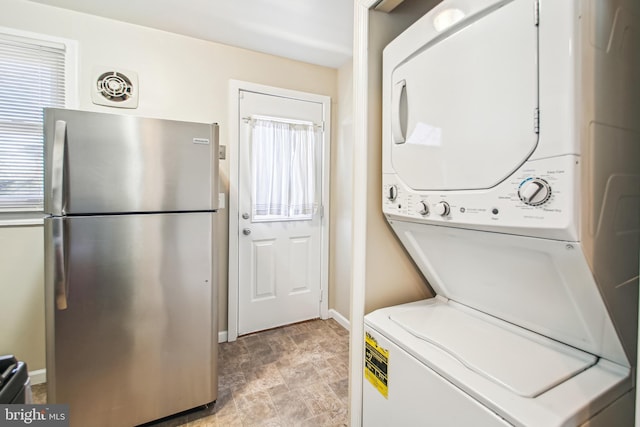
290 236 312 292
390 0 538 190
238 90 324 335
44 213 216 427
253 239 276 299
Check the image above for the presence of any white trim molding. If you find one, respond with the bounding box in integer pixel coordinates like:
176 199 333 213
349 1 377 426
329 309 350 331
0 218 44 227
29 369 46 385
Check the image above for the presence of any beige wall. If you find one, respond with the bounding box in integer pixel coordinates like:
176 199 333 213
329 60 354 320
0 0 340 372
0 226 45 373
363 1 442 314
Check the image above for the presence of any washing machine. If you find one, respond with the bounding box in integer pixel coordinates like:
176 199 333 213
364 0 640 425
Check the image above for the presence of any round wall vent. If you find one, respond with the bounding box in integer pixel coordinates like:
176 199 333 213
91 67 139 109
97 71 133 102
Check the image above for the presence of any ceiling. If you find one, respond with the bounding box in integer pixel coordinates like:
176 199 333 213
27 0 354 68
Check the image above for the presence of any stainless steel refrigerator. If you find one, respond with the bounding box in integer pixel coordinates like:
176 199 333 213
43 108 219 427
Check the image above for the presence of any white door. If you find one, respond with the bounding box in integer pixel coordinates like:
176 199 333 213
237 90 325 335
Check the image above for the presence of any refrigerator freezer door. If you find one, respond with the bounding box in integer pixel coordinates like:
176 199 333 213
44 108 219 215
44 213 217 427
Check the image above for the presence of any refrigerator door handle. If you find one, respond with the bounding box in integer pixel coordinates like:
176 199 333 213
52 218 69 310
51 120 67 216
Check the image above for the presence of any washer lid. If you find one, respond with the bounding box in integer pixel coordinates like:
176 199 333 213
389 220 630 367
388 0 538 191
390 301 597 398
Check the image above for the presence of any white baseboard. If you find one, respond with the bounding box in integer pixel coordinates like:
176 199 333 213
218 330 228 343
329 309 350 331
29 369 46 385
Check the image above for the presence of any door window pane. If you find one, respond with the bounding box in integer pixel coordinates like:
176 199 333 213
251 117 318 222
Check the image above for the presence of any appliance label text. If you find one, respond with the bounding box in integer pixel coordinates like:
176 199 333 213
364 332 389 399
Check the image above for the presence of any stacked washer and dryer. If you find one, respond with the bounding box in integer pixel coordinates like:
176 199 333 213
363 0 639 426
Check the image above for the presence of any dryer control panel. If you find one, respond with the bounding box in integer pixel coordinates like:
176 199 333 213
383 156 579 241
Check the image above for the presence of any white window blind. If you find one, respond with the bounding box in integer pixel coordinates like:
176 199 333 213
0 33 66 211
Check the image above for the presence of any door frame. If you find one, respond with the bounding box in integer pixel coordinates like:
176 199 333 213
227 80 331 341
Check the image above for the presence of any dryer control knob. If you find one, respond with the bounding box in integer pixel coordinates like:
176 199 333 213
434 201 450 216
518 178 551 206
415 201 429 216
387 185 398 201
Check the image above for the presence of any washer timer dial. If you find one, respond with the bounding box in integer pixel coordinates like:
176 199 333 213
415 201 429 216
387 185 398 202
434 201 450 216
518 178 551 206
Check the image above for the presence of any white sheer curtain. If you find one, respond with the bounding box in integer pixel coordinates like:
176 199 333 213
251 117 316 220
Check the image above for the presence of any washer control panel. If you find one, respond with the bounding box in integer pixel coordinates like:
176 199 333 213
383 156 578 240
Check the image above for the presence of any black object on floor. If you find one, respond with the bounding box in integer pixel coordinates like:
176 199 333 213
0 355 30 404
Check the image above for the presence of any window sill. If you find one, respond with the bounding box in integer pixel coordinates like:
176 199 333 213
0 213 45 227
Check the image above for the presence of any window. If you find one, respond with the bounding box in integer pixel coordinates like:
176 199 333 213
0 30 71 212
251 116 319 222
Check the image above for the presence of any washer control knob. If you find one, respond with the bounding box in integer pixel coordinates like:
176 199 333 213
518 178 551 206
415 201 429 216
387 185 398 201
434 201 450 216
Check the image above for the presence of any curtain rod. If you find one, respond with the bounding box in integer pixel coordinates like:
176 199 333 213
242 114 322 129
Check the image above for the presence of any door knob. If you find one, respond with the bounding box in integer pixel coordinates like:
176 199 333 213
242 228 251 235
242 213 250 220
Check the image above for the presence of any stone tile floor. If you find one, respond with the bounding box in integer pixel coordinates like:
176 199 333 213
32 318 350 426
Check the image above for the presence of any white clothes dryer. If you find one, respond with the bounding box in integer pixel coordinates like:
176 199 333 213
365 0 640 425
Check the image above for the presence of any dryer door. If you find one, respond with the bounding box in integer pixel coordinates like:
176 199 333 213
390 0 538 191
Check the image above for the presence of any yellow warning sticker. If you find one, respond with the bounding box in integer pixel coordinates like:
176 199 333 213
364 332 389 398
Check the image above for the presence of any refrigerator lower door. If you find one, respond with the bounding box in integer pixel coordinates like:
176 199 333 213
44 213 217 427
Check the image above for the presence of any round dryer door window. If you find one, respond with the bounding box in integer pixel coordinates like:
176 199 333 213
389 0 539 191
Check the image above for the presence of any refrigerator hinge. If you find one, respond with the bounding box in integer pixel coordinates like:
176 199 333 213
534 108 540 134
321 121 326 133
318 205 324 219
534 0 540 26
